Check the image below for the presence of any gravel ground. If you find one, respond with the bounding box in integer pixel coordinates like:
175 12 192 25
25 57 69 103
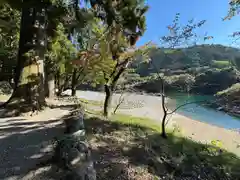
0 99 75 180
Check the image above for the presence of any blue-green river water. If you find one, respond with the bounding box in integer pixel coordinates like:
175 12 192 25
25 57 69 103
168 93 240 130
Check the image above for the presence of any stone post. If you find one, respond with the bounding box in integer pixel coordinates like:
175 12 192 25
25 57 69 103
53 108 96 180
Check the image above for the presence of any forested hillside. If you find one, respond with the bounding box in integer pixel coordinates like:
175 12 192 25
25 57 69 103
133 44 240 77
130 44 240 115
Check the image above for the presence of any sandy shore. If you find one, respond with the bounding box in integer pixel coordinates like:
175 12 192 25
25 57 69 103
75 90 240 156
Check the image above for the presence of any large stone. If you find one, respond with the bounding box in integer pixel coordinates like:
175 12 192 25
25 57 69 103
53 108 96 180
53 136 96 179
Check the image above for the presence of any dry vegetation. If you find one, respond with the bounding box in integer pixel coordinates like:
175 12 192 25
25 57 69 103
85 113 240 180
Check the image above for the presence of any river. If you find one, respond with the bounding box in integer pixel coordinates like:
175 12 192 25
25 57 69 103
167 93 240 130
74 90 240 131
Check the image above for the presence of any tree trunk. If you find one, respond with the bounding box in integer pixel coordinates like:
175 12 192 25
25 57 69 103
45 72 55 98
12 1 47 110
161 94 168 138
71 86 77 96
55 70 60 96
103 84 113 117
71 68 77 96
103 62 128 117
161 111 167 139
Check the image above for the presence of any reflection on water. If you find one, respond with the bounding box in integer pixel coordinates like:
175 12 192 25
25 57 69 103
168 93 240 130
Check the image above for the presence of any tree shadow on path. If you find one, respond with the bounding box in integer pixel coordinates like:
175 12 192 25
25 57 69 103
0 116 65 179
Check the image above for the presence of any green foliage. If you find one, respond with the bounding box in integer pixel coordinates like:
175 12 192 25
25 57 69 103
224 0 240 20
211 60 231 69
134 45 240 77
164 74 195 92
0 3 20 81
46 23 77 75
78 19 116 86
92 0 148 38
193 67 240 94
79 16 151 87
133 73 195 93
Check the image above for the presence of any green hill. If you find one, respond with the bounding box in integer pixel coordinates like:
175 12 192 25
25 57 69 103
133 44 240 77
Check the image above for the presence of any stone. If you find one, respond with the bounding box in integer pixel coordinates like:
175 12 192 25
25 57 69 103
53 135 96 180
52 108 96 180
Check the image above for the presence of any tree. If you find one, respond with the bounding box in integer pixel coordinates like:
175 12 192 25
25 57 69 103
66 0 150 117
68 18 116 96
102 42 150 117
225 1 240 48
152 14 208 138
0 0 65 110
98 0 149 117
0 0 97 111
45 23 77 98
0 3 20 83
224 0 240 20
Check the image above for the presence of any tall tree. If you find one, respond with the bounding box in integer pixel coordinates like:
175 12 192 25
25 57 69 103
0 3 20 83
10 0 48 110
0 0 91 110
99 0 149 117
0 0 54 110
154 14 207 138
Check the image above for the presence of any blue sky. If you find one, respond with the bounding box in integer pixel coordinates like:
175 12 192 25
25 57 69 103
136 0 240 47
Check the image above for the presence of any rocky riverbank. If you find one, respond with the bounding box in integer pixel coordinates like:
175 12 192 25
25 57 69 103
209 100 240 118
210 83 240 117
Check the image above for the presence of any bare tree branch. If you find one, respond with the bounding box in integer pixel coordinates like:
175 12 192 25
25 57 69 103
167 100 208 115
113 92 125 114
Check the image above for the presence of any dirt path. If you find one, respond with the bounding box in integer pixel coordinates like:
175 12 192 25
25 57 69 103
75 90 240 157
0 100 74 180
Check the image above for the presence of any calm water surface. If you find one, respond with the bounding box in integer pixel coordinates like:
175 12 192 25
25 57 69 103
168 93 240 130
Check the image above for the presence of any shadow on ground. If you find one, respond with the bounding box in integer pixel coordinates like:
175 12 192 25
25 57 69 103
0 107 239 180
47 103 78 111
0 96 78 118
84 116 240 180
0 115 67 179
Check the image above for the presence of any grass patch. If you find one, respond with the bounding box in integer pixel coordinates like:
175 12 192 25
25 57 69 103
112 114 162 131
85 113 240 180
211 60 231 68
78 98 103 106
